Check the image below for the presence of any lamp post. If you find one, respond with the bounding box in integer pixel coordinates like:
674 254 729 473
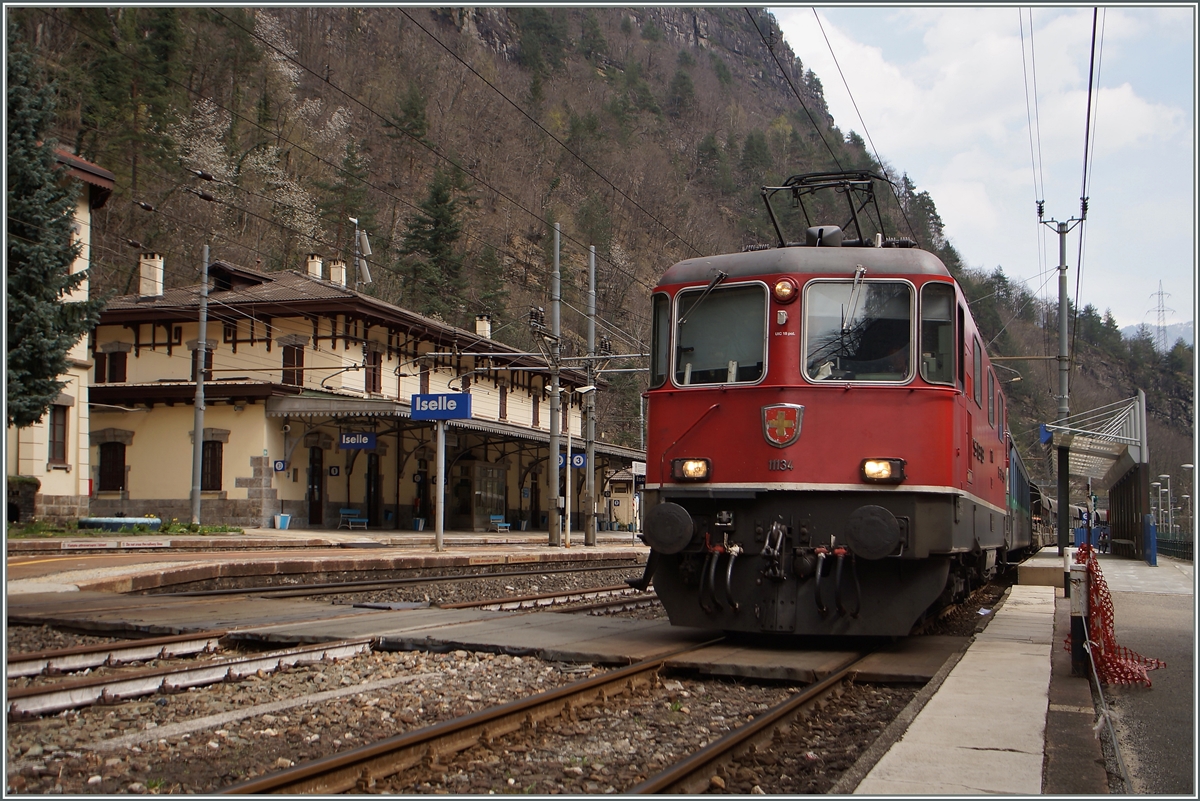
1181 495 1191 538
1158 474 1173 534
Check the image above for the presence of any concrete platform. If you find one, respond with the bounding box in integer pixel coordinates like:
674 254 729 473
5 590 399 637
377 612 715 664
666 635 966 684
854 584 1056 795
1018 547 1072 587
6 537 647 595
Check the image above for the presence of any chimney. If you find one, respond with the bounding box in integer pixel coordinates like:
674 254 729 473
328 259 346 287
475 314 492 339
138 253 164 297
306 254 323 280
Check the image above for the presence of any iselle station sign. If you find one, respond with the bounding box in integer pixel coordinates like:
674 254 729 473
410 393 472 420
339 431 376 449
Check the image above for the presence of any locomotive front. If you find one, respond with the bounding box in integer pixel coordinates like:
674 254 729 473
632 174 1011 637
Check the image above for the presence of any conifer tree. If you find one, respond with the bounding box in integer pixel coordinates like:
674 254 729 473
6 30 106 429
399 169 464 321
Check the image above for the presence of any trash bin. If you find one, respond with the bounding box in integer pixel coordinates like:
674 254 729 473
413 518 425 531
274 514 290 530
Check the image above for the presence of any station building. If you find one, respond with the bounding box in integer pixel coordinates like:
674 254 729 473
6 152 114 525
86 254 644 531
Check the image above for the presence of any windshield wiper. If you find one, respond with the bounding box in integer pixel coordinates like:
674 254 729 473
677 270 728 326
842 265 867 332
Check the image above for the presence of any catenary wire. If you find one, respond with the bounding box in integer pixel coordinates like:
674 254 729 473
808 8 919 243
40 9 659 301
207 8 663 292
394 8 704 260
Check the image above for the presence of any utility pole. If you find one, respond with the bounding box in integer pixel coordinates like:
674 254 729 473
585 246 597 546
1041 203 1083 591
190 244 210 525
548 223 562 546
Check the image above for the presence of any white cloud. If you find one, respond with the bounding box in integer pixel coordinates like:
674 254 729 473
771 6 1195 328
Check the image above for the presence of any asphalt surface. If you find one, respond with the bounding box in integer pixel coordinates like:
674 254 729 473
1104 590 1195 794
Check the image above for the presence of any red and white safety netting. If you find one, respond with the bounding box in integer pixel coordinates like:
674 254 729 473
1066 544 1166 687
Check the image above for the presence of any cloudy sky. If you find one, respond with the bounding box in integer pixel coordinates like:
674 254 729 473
770 6 1195 332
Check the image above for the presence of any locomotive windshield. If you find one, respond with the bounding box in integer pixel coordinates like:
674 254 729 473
805 280 913 381
673 284 766 385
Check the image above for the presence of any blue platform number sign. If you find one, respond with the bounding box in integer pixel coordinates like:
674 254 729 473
273 460 287 473
411 393 472 420
340 432 376 450
558 453 588 469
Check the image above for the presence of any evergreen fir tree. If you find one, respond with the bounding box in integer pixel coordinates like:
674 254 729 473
399 169 465 321
739 130 772 176
315 138 375 266
6 30 106 429
473 245 509 322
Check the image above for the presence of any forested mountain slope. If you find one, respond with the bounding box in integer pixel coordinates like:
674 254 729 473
11 7 1191 481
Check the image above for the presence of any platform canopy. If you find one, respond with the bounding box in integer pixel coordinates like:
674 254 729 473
1041 392 1148 492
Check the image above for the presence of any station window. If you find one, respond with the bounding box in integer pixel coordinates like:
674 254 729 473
98 442 126 491
365 351 383 394
499 385 508 420
201 440 223 491
94 351 127 383
919 283 955 385
192 348 213 382
48 405 68 464
282 345 304 387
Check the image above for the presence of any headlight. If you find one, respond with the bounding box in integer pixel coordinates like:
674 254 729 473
672 457 711 482
861 458 906 483
772 277 799 303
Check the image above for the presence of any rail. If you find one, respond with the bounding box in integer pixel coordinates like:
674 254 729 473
7 638 372 719
157 563 643 598
7 630 224 678
438 585 650 611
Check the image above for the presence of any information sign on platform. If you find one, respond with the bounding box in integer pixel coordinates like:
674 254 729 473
273 460 287 472
559 453 588 468
411 393 472 420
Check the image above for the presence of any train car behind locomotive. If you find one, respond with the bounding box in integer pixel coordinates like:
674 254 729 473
631 172 1034 637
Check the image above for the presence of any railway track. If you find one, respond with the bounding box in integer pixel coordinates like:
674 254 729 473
217 644 887 795
628 653 869 793
5 581 654 720
156 563 643 598
6 630 224 679
6 638 372 719
218 642 721 794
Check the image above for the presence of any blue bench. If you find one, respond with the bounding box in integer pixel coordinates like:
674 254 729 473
488 515 511 533
339 508 368 530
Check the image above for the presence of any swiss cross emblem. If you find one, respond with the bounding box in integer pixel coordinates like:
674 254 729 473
762 404 804 448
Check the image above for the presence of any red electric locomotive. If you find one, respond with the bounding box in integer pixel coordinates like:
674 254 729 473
631 172 1034 637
